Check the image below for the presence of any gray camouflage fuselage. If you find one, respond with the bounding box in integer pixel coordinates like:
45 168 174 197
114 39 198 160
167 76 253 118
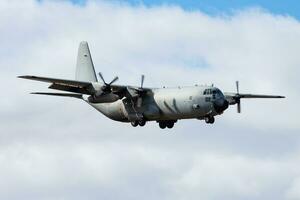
89 85 226 122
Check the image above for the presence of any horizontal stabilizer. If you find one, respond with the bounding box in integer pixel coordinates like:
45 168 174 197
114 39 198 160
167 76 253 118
31 92 83 99
18 75 91 86
18 75 95 95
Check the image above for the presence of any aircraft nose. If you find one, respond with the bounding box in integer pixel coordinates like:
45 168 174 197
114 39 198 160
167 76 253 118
213 99 229 114
223 99 229 110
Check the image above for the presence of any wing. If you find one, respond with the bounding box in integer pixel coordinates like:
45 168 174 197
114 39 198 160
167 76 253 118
18 75 137 98
18 75 151 102
18 75 95 95
224 92 285 113
239 94 285 98
225 92 285 99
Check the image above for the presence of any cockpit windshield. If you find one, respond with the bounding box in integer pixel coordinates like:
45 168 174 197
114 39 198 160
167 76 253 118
203 88 223 98
203 89 212 95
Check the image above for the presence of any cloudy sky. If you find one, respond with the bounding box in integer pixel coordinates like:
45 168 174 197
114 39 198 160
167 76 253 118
1 0 300 199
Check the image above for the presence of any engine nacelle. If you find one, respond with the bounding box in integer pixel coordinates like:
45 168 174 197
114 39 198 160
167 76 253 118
226 96 237 105
88 93 119 103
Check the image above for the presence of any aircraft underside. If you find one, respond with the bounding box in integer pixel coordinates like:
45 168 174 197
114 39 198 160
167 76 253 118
88 96 219 129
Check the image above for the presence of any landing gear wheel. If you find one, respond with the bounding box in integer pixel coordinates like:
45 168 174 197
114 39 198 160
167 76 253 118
159 122 167 129
205 116 215 124
209 117 215 124
131 121 138 127
138 120 146 127
166 122 174 129
205 117 210 123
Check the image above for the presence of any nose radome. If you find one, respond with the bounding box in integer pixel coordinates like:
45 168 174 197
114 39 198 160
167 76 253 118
213 99 229 114
223 99 229 110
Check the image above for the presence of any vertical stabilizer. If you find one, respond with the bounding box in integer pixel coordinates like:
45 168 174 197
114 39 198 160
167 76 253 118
75 41 98 82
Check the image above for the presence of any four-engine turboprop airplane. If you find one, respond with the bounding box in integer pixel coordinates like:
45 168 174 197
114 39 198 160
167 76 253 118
19 42 285 129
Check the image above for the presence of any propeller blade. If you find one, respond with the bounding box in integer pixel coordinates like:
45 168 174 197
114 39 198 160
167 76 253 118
141 74 145 88
235 81 241 113
98 72 106 84
237 102 241 113
108 76 119 85
236 81 239 94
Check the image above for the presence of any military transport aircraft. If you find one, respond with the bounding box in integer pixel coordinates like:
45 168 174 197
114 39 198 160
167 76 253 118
19 42 285 129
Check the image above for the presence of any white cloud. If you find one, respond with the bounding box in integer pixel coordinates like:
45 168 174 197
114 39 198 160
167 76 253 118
1 0 300 200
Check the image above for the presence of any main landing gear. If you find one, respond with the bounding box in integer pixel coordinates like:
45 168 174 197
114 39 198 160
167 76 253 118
131 119 146 127
131 119 176 129
158 120 177 129
205 116 215 124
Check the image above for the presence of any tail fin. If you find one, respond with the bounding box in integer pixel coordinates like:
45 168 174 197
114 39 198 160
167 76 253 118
75 41 98 82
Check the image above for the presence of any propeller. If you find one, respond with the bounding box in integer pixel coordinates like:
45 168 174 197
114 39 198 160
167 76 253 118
98 72 119 93
87 72 119 103
235 81 241 113
126 75 146 107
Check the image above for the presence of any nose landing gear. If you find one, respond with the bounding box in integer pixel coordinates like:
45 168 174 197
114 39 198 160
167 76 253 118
205 116 215 124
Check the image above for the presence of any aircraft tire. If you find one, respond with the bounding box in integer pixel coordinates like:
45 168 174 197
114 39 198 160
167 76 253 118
159 122 167 129
166 122 174 129
138 120 146 126
205 117 215 124
131 121 138 127
205 117 210 124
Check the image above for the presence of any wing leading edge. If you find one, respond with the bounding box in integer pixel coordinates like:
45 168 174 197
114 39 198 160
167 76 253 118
225 93 285 99
31 92 83 99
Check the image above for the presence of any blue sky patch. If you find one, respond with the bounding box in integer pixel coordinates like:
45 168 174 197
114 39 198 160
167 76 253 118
37 0 300 19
